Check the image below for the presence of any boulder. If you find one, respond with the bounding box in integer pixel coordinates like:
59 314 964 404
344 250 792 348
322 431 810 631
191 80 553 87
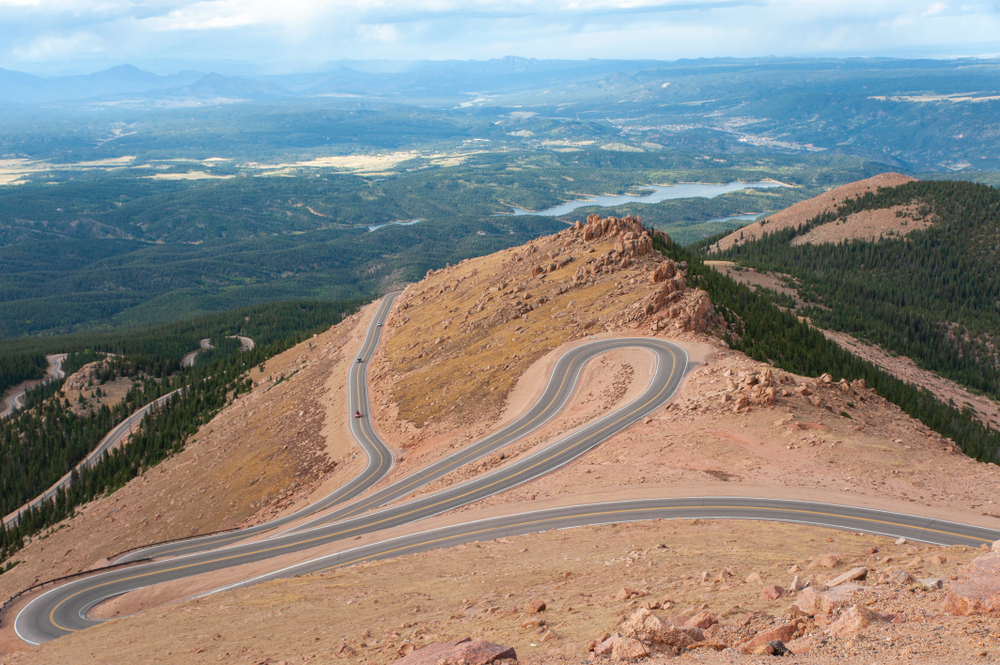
611 636 650 660
761 585 785 600
685 611 718 629
819 553 841 569
593 634 617 656
943 540 1000 616
827 566 868 587
794 585 855 616
619 608 695 648
524 598 547 614
676 625 705 642
394 638 516 665
825 604 884 638
737 622 803 654
889 569 916 586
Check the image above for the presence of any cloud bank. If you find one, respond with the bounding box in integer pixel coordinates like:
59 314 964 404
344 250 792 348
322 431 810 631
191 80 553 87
2 0 999 73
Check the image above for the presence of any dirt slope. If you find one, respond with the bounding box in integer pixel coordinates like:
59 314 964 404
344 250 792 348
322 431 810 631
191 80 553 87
710 172 917 252
368 213 719 458
5 520 997 665
0 304 378 623
5 213 1000 664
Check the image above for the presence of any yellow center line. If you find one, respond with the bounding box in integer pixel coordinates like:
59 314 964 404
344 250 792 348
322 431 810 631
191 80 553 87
315 503 993 574
144 295 396 558
326 341 606 520
295 343 678 543
48 338 669 632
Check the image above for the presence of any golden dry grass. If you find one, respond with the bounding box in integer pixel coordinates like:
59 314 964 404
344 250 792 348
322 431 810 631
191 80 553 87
382 234 661 428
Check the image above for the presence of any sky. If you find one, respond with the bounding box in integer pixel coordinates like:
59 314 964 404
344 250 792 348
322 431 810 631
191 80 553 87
2 0 1000 75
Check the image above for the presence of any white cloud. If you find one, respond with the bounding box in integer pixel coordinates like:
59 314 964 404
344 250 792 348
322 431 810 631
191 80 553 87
357 22 401 42
2 0 1000 70
12 30 105 60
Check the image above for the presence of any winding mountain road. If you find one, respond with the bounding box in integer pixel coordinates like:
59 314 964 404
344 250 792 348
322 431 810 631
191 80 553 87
13 295 1000 646
4 335 259 528
112 293 401 562
0 354 66 420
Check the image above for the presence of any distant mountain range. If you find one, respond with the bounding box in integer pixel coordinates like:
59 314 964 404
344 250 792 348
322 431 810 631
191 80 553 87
0 64 291 104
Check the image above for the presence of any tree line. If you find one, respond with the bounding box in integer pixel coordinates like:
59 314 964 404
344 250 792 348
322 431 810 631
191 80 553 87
653 229 1000 466
710 179 1000 403
0 299 361 567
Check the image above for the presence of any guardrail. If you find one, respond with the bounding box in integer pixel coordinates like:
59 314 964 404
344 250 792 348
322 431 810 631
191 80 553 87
0 556 151 627
107 523 264 562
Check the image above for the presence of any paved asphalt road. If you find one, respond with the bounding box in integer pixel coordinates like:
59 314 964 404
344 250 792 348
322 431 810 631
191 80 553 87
114 292 401 563
13 295 1000 645
4 383 175 527
0 354 66 420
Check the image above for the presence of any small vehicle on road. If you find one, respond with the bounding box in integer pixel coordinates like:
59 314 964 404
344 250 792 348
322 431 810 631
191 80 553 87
357 358 363 363
355 410 362 418
377 322 383 327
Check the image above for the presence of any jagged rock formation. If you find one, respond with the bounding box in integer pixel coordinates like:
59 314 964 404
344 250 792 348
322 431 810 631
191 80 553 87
565 213 722 333
380 213 724 430
63 361 107 392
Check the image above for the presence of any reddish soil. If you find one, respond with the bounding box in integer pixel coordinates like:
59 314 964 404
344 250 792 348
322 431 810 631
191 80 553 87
710 173 917 252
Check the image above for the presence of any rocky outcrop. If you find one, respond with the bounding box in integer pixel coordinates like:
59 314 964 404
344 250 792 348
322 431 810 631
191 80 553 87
943 540 1000 616
64 360 107 392
394 638 517 665
826 604 885 637
619 608 696 648
720 367 778 413
566 214 722 334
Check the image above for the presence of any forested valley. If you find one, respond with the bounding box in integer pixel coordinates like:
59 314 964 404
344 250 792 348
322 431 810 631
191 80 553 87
709 180 1000 407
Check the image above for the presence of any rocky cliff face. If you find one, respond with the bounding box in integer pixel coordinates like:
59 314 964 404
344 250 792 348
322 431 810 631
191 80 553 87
565 213 722 334
375 213 722 433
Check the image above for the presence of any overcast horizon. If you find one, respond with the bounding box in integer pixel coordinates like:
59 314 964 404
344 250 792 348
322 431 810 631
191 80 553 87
2 0 1000 77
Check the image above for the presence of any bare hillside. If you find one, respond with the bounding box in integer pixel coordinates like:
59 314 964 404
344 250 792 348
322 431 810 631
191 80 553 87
711 172 917 252
0 305 378 618
5 213 1000 664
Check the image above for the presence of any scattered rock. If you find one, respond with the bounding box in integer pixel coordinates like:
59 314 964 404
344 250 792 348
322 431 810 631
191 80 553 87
918 578 944 590
394 638 516 665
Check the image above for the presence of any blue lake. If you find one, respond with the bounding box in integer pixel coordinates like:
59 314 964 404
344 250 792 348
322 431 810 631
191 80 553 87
502 181 787 217
704 213 761 225
368 219 423 232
